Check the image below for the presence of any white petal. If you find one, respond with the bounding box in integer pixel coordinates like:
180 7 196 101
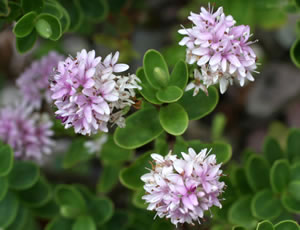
219 78 228 94
197 55 210 66
114 64 129 73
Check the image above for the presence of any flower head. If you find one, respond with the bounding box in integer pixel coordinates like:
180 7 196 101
179 5 257 94
50 49 141 135
0 101 55 162
16 52 64 109
141 148 225 226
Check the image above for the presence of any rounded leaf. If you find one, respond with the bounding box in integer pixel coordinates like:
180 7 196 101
72 216 96 230
256 220 274 230
291 162 300 181
263 137 284 165
156 86 183 103
13 11 37 38
6 205 28 230
274 220 299 230
35 18 52 38
97 164 120 194
231 167 252 194
76 0 108 22
228 196 257 229
287 129 300 162
132 188 147 209
60 0 83 32
16 30 37 53
290 39 300 68
246 155 270 191
281 190 300 213
89 197 114 225
178 87 219 120
159 103 188 136
0 144 13 177
46 217 73 230
169 60 188 89
0 177 8 201
21 0 44 13
114 105 163 149
288 180 300 201
143 49 170 89
8 161 39 190
251 189 282 220
36 13 62 41
270 159 290 193
0 192 19 228
33 200 59 219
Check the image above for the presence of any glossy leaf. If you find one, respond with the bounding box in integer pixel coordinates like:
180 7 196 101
72 216 96 230
159 103 188 136
246 155 270 191
263 137 284 165
270 159 290 193
35 18 52 39
16 30 37 53
0 144 13 177
281 190 300 213
21 0 44 13
8 161 39 190
156 86 183 103
287 129 300 162
288 180 300 201
290 39 300 68
178 87 219 120
274 220 299 230
228 196 257 229
46 217 73 230
114 105 163 149
36 13 62 41
89 197 114 225
251 189 282 219
0 192 19 228
76 0 108 22
13 12 37 38
143 49 169 89
169 60 188 89
97 164 120 193
119 151 151 190
256 220 274 230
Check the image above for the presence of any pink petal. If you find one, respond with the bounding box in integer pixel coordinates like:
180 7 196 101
192 47 209 56
197 55 210 66
84 107 92 123
209 53 222 66
227 55 241 67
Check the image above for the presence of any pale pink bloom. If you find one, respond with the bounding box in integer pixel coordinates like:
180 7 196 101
179 5 257 94
141 148 225 226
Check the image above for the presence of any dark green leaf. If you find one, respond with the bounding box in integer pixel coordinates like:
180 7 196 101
154 132 168 156
0 177 8 201
60 0 83 32
89 197 113 225
156 86 183 103
6 205 28 230
178 87 219 120
263 137 284 164
36 13 62 41
0 192 19 228
97 164 120 193
114 105 163 149
72 216 96 230
288 180 300 201
291 162 300 180
32 200 59 219
274 220 299 230
287 129 300 162
102 210 130 230
231 167 252 194
169 60 188 89
232 227 247 230
270 159 290 193
6 2 22 21
13 11 37 38
251 189 282 220
46 217 73 230
8 161 39 190
0 0 10 16
281 190 300 213
76 0 108 22
0 144 13 177
21 0 44 13
132 188 147 209
290 39 300 68
42 1 63 19
16 30 37 53
256 220 274 230
143 49 170 89
159 103 188 136
173 136 188 156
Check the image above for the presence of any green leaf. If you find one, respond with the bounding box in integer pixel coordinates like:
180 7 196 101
76 0 108 22
291 162 300 180
13 12 37 38
263 137 284 165
156 86 183 103
287 129 300 162
212 113 227 140
63 138 91 169
168 60 188 89
114 105 163 149
270 159 290 193
0 192 19 228
228 196 257 229
6 2 22 21
0 0 10 16
136 68 161 104
21 0 44 13
102 210 130 230
188 140 232 164
281 190 300 213
42 1 63 19
6 205 28 230
0 144 13 177
89 197 114 225
231 167 252 194
16 30 37 53
72 216 96 230
60 0 83 32
18 177 52 207
119 151 151 190
232 227 247 230
173 136 188 155
97 164 120 193
0 177 8 201
36 13 62 41
246 155 270 191
274 220 299 230
159 103 188 136
132 188 147 209
100 135 132 165
288 180 300 201
178 87 219 120
58 2 70 33
154 132 169 156
8 161 39 190
32 200 59 219
251 189 282 220
143 49 170 89
290 39 300 68
256 220 274 230
46 217 73 230
55 185 86 218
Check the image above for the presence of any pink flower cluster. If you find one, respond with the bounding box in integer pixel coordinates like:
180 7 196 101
0 102 54 162
179 5 257 94
50 49 141 135
141 148 225 226
17 52 64 109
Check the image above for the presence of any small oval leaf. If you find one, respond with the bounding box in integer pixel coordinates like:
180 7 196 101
0 144 14 177
72 216 96 230
13 11 37 38
169 60 188 90
270 159 290 193
256 220 274 230
0 192 19 228
274 220 299 230
288 180 300 201
156 86 183 103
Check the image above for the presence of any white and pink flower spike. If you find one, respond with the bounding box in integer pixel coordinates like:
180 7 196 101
179 4 258 94
50 49 141 136
141 148 225 226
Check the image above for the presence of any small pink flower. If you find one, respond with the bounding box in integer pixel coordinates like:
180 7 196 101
179 4 258 94
141 148 225 226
